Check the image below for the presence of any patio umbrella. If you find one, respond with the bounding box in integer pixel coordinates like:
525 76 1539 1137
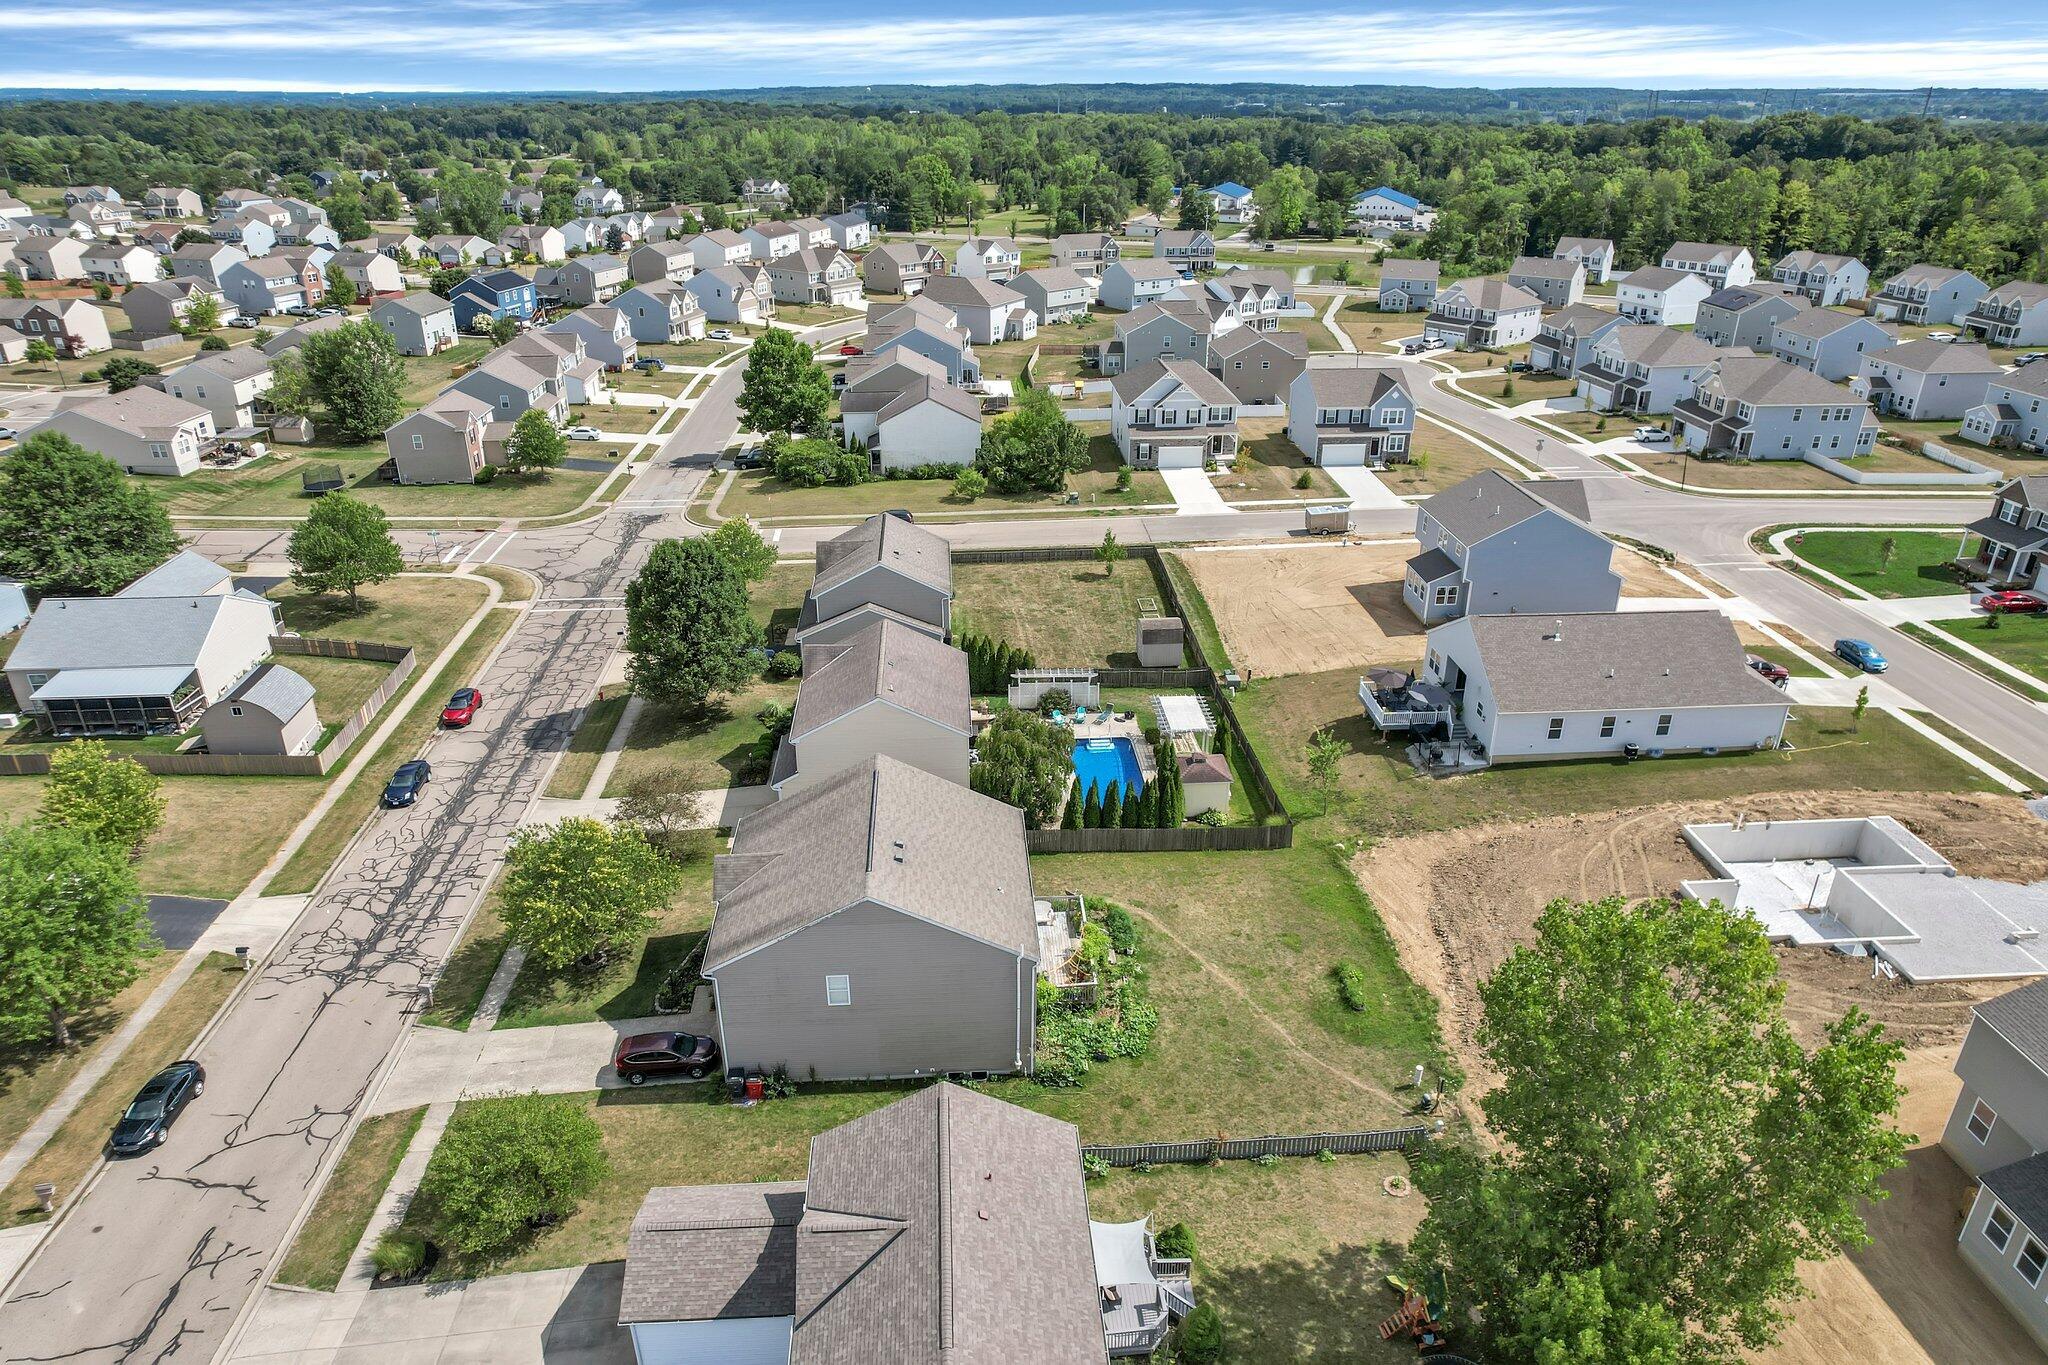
1365 666 1411 691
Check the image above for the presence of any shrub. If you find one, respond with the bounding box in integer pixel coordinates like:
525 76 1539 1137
1293 470 1313 489
1253 1152 1279 1169
1116 467 1133 493
370 1230 428 1279
769 433 868 487
653 941 707 1014
1035 688 1072 716
952 467 987 501
1193 808 1224 827
767 649 803 680
1100 902 1138 955
416 1093 609 1256
1155 1221 1197 1260
968 707 1073 828
474 465 499 484
198 334 230 351
1081 1152 1111 1181
1316 1148 1337 1164
1333 960 1371 1012
1179 1302 1225 1363
756 700 794 735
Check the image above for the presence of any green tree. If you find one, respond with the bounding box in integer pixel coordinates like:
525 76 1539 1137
951 467 987 501
40 742 165 856
416 1092 608 1256
612 762 717 862
300 320 406 442
1100 781 1123 829
502 408 566 476
1252 165 1313 239
23 339 55 367
0 433 179 595
1060 778 1081 829
287 492 404 607
737 328 831 435
1095 528 1126 576
1853 684 1870 729
1081 781 1102 828
1412 896 1908 1363
499 817 682 969
967 708 1074 829
1879 535 1898 569
1177 191 1217 233
428 266 470 299
1304 727 1347 813
488 315 519 345
975 387 1088 494
0 821 155 1048
625 538 763 711
95 355 159 393
323 261 358 309
1178 1302 1224 1363
179 291 221 336
1501 1265 1685 1365
708 517 777 584
265 351 317 421
171 227 213 250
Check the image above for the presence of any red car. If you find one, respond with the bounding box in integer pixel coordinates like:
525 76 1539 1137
1981 590 2046 614
838 343 864 356
1747 656 1790 685
439 687 483 727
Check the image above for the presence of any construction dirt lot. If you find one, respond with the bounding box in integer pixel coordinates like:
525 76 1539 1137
1177 540 1710 678
1353 790 2048 1365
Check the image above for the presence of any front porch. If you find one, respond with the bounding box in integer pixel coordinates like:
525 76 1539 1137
1957 520 2047 587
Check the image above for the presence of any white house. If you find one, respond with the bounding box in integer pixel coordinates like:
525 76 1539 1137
29 388 215 476
1350 187 1435 234
918 275 1035 346
837 352 983 472
1771 251 1869 307
163 348 273 431
1109 360 1239 470
1616 267 1713 326
954 236 1021 283
1098 259 1184 313
1553 236 1615 284
1423 277 1542 349
1659 242 1755 289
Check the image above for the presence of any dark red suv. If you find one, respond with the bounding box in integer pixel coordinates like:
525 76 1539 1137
613 1031 720 1085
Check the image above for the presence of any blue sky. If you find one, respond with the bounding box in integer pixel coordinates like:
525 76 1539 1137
4 2 2044 94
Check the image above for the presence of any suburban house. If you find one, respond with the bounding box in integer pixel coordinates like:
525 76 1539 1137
169 242 248 289
1423 277 1543 350
861 241 945 297
214 188 272 213
123 278 237 337
617 1085 1109 1365
1872 264 1989 326
684 229 751 273
611 281 707 344
628 241 697 285
1180 274 1282 331
1771 251 1869 306
355 231 426 261
369 293 459 357
1125 211 1164 238
1402 472 1618 624
546 306 640 370
1377 260 1440 313
795 512 953 647
1552 236 1615 283
1207 181 1256 224
766 246 862 307
1050 233 1121 275
770 620 970 794
261 315 349 357
1207 326 1308 404
1694 285 1808 352
837 355 984 472
1576 325 1728 415
955 236 1022 282
20 213 94 241
221 257 308 316
865 299 980 386
1215 264 1297 310
447 269 538 332
503 330 606 406
1529 302 1624 378
1101 297 1230 377
498 224 567 263
1152 229 1216 275
561 218 616 255
0 193 26 225
30 388 214 476
271 248 332 305
163 349 273 432
573 179 625 215
1672 355 1880 459
80 242 161 287
9 235 88 282
209 210 276 257
61 186 121 207
144 187 203 219
1617 266 1713 326
1396 610 1791 764
1660 242 1755 289
918 275 1036 345
1012 267 1094 326
1109 360 1240 470
200 662 320 757
740 178 791 208
387 390 492 484
702 756 1039 1081
0 298 112 357
1507 255 1585 309
7 555 279 736
549 253 629 307
1854 339 2003 421
450 351 568 425
1963 282 2048 348
133 223 186 255
1768 309 1894 383
67 200 133 237
1965 373 2048 457
740 220 803 262
1285 364 1414 468
686 263 774 324
826 210 872 251
329 250 402 298
1955 476 2048 588
1098 259 1185 313
1350 186 1435 233
425 234 490 267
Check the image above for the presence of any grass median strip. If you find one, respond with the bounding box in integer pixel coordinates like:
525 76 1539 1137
0 954 183 1164
274 1106 427 1291
1910 711 2048 792
543 694 630 800
1900 622 2048 704
1 954 242 1228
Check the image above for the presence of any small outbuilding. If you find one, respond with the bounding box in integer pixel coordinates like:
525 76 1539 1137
1136 615 1184 668
201 662 320 756
1176 751 1233 817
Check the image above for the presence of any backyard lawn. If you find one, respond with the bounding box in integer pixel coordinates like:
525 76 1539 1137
1276 315 1343 353
1783 529 1971 598
953 555 1170 666
601 676 797 796
1331 300 1420 352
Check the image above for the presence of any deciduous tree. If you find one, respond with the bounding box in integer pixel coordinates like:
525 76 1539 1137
300 320 406 442
624 538 762 711
0 433 180 595
40 742 165 856
499 817 681 969
287 492 403 607
737 328 831 435
416 1092 607 1255
502 408 566 476
708 517 776 583
975 387 1088 494
0 821 155 1048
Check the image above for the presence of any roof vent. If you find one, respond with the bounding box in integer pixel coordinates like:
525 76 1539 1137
891 839 905 863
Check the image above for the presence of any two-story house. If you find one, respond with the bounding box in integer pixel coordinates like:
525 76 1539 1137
447 269 538 332
627 241 697 286
836 353 983 472
1529 302 1624 378
610 280 706 344
1152 229 1216 275
1423 277 1542 349
919 275 1035 346
1964 369 2048 456
1098 259 1185 313
545 305 641 370
864 298 980 386
1100 297 1231 376
1956 476 2048 588
28 387 215 476
169 242 248 290
1109 360 1240 469
770 619 970 795
122 278 238 338
546 253 629 307
143 187 203 219
686 263 774 324
1854 339 2002 421
1694 284 1808 352
449 351 567 426
1507 255 1585 309
424 234 491 267
0 298 112 357
209 210 276 258
1576 325 1728 414
1049 232 1121 276
1011 267 1093 326
1400 471 1617 624
1660 241 1755 289
573 179 625 215
1771 251 1869 306
497 224 566 264
1768 310 1894 383
1285 364 1414 467
220 257 307 316
1872 264 1989 326
1206 326 1307 404
1616 266 1713 326
949 235 1020 283
1207 182 1256 224
1552 236 1615 284
1964 282 2048 348
766 246 862 307
387 390 491 484
80 242 160 287
1672 355 1879 460
825 210 871 251
795 512 953 648
329 250 402 298
683 229 751 273
740 220 803 263
163 349 273 432
369 292 459 356
9 236 89 282
1377 260 1440 313
860 241 945 297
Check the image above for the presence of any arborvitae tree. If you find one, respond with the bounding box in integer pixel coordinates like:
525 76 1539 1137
1061 779 1081 829
1082 781 1102 828
1100 781 1122 829
1135 783 1157 827
1122 784 1144 827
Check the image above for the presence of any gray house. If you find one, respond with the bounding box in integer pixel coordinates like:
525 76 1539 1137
628 241 697 285
1694 284 1808 352
1012 266 1093 326
1948 981 2048 1353
386 390 491 485
1101 297 1224 376
1049 232 1120 275
169 243 248 289
199 662 320 756
865 298 979 386
771 619 970 794
1528 302 1623 378
1873 264 1989 327
1954 476 2048 589
612 281 707 344
1404 472 1619 624
1152 229 1215 274
1377 260 1439 312
551 253 628 306
860 241 945 297
546 306 640 370
1507 255 1584 309
1576 325 1726 415
368 292 459 357
1855 339 2003 421
1964 282 2048 349
123 278 238 338
1771 250 1868 306
795 512 953 646
1097 259 1184 313
1965 375 2048 461
1768 310 1894 382
1207 326 1307 404
1552 236 1615 284
702 755 1038 1082
1673 356 1879 459
1285 364 1414 467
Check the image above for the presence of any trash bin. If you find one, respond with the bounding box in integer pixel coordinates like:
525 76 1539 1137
744 1075 765 1102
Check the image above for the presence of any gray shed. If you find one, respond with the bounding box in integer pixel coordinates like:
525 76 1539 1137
201 663 320 755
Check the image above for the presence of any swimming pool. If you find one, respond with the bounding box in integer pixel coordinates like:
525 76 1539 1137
1072 735 1144 799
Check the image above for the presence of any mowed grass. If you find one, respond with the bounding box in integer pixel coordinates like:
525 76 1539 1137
1217 422 1338 503
1916 614 2048 687
1 954 242 1228
543 692 629 800
1377 420 1526 496
274 1106 426 1291
130 448 605 522
1784 529 1972 598
601 677 796 795
953 556 1169 667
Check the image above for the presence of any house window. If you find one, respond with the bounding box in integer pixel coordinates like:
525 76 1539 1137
410 434 425 450
1547 718 1564 740
2021 1237 2047 1287
1600 716 1616 738
1656 714 1673 736
1969 1098 1998 1143
824 974 851 1007
1432 584 1459 607
1988 1203 2016 1252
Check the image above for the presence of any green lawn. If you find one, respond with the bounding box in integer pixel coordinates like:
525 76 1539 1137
1911 614 2048 689
1462 371 1576 405
639 340 745 368
1217 422 1337 503
569 403 660 435
128 448 604 522
274 1107 426 1290
601 676 797 797
953 556 1171 667
544 693 630 799
1521 408 1612 441
1784 529 1971 599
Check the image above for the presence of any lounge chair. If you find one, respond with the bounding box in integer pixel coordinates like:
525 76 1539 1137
1050 710 1065 724
1073 707 1090 723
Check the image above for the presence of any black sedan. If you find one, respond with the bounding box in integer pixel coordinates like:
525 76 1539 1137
109 1061 204 1155
613 1031 720 1085
382 759 432 807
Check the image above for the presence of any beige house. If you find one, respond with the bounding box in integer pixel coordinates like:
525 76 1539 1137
200 662 320 755
30 387 214 475
771 619 970 793
861 240 946 296
386 390 491 484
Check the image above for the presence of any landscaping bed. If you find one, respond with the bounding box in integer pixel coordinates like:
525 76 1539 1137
1216 422 1338 503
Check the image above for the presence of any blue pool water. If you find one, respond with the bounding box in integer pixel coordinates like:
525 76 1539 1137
1072 736 1144 798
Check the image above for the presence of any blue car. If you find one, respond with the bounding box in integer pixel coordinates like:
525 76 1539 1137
382 759 432 807
1834 638 1888 673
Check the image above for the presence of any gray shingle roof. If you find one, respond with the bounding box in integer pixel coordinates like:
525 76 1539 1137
813 513 952 598
11 594 259 674
122 550 231 598
50 386 211 438
1664 242 1748 265
1420 470 1592 546
1462 610 1792 714
1436 276 1542 314
1867 339 2002 376
1210 326 1307 360
791 620 969 742
220 661 314 719
1109 258 1185 283
1981 1151 2048 1238
1774 308 1884 341
175 346 271 383
620 1181 808 1325
1299 364 1408 406
1974 979 2048 1075
1509 255 1582 281
1707 354 1864 408
1110 358 1235 407
1625 266 1697 293
920 274 1024 311
375 291 453 318
1380 259 1440 284
1601 325 1726 368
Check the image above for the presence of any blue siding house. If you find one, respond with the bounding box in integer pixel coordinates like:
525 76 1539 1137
448 269 537 332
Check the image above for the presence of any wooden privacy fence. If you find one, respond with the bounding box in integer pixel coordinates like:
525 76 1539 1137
1029 824 1292 853
1083 1126 1429 1167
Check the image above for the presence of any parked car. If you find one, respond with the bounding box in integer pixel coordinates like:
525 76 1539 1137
227 316 258 329
1833 638 1888 673
381 759 432 807
634 358 663 372
1927 330 1958 342
613 1031 720 1085
1634 425 1672 444
2017 353 2047 368
1981 590 2047 614
109 1061 204 1155
0 426 16 441
1747 656 1791 685
708 328 733 341
732 444 766 470
284 305 316 318
839 343 864 356
563 425 602 440
315 307 346 318
440 688 483 727
1508 360 1534 373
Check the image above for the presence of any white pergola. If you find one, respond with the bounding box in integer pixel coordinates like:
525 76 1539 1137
1150 693 1215 752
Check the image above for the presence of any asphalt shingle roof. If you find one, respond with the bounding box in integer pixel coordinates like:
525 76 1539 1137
1419 470 1592 546
812 513 952 598
791 619 969 742
221 661 315 719
1463 610 1792 714
1981 1151 2048 1238
1974 979 2048 1075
